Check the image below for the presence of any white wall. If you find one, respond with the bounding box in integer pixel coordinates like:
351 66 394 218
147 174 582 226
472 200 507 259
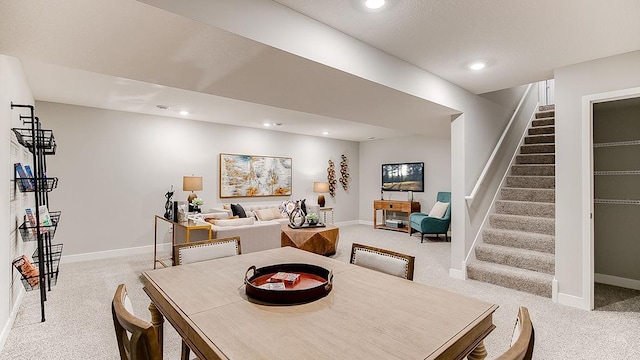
0 54 35 350
358 134 451 222
35 101 359 257
555 50 640 308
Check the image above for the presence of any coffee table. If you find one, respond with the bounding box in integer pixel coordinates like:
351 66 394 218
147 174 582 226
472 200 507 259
280 223 339 256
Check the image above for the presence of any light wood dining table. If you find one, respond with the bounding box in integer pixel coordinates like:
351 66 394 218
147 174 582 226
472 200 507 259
142 246 498 360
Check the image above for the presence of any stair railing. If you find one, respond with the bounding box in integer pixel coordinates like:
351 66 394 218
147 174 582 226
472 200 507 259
463 86 541 269
465 83 534 205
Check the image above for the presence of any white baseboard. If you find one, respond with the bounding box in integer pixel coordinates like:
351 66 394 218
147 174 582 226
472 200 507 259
0 287 25 353
335 220 360 227
449 267 465 280
557 291 590 310
552 278 558 303
61 243 172 263
595 273 640 291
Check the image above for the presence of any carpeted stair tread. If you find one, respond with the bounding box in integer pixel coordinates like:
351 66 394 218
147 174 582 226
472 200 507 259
501 187 555 202
506 175 555 189
475 243 555 274
516 153 555 164
524 134 554 144
538 104 555 111
483 228 555 254
511 164 555 176
489 213 555 235
520 144 555 154
535 110 555 119
528 125 555 135
466 260 553 297
532 118 555 127
495 200 555 218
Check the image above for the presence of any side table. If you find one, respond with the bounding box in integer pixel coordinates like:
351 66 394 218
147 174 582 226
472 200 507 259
318 207 334 224
153 215 212 269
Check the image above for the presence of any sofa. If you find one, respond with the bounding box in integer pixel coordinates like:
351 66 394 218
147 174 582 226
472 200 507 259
191 212 282 254
192 201 320 254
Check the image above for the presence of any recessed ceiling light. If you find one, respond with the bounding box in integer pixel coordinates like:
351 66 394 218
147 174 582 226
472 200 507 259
322 131 329 136
469 62 486 71
263 122 282 127
179 110 189 116
263 122 271 127
364 0 385 10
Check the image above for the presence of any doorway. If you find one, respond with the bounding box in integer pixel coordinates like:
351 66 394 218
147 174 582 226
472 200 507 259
585 90 640 310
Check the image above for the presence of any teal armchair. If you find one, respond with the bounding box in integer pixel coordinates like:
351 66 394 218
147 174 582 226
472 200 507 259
409 192 451 242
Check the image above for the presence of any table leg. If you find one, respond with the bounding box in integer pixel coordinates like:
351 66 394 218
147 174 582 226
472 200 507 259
467 340 488 360
149 302 164 355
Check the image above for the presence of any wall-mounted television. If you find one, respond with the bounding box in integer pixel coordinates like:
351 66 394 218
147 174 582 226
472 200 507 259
381 162 424 192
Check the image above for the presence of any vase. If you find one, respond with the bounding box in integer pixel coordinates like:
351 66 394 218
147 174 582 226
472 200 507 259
289 201 306 227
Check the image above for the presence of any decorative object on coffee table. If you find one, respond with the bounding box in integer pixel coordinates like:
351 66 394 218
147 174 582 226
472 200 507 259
164 185 174 220
313 181 329 207
339 154 349 191
306 212 319 225
327 160 336 197
288 200 306 227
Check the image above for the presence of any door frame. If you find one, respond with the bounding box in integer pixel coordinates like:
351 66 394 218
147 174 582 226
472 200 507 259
581 86 640 310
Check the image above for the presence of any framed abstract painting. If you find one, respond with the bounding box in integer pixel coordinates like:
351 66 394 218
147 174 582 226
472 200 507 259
219 153 292 198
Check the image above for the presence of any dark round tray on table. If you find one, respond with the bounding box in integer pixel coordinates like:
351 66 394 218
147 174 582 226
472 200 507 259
244 263 333 305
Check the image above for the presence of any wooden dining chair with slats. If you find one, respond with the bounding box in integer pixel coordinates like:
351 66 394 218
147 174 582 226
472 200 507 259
112 284 162 360
174 236 241 265
495 306 535 360
350 243 415 280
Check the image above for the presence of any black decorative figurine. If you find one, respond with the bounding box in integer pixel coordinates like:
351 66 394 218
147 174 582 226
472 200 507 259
164 185 174 220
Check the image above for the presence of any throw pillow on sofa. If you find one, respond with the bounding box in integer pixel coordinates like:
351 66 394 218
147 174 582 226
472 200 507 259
231 204 247 218
255 208 276 221
213 217 254 227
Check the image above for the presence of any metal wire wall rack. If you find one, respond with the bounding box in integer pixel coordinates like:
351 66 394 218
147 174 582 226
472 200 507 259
11 103 62 322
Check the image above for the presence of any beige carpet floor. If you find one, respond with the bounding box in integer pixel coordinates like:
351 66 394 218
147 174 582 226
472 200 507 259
2 224 639 359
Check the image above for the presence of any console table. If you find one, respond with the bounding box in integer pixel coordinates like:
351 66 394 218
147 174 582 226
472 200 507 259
153 215 212 269
373 200 420 234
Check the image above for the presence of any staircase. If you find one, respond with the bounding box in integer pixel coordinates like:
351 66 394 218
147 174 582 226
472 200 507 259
467 104 556 298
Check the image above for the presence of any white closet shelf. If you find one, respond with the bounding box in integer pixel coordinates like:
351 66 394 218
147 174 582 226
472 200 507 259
594 199 640 205
593 140 640 148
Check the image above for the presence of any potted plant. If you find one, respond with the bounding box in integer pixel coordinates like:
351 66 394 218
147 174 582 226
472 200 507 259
306 212 319 225
191 197 204 213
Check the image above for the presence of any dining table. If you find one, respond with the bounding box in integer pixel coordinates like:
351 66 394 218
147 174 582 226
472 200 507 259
142 246 498 360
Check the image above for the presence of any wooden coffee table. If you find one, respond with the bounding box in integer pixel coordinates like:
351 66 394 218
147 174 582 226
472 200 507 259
280 224 339 256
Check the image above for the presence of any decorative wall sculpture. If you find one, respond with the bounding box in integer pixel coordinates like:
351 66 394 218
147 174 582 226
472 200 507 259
339 154 349 191
220 153 292 198
327 159 337 197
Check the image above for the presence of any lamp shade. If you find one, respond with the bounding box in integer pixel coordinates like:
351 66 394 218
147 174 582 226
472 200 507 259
183 176 203 192
313 182 330 193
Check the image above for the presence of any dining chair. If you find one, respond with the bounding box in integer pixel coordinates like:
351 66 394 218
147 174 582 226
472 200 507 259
112 284 162 360
349 243 415 280
495 306 534 360
174 236 241 265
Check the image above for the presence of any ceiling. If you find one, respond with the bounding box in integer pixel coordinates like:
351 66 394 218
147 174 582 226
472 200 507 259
1 0 639 142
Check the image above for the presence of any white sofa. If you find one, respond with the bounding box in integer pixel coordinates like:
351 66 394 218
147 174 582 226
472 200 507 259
211 201 320 223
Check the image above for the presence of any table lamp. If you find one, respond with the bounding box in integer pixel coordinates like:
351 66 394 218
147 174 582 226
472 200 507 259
313 181 330 207
183 176 203 203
